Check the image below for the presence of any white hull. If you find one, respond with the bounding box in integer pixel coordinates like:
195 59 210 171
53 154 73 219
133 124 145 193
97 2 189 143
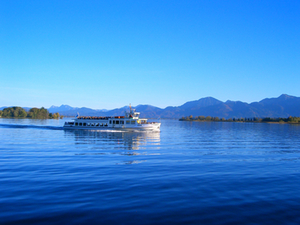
63 107 160 132
63 123 161 131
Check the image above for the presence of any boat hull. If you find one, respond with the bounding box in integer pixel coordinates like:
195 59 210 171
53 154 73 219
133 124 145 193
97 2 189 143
63 123 161 131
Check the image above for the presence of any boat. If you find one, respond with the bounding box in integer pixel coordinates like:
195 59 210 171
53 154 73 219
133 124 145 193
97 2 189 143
63 105 161 131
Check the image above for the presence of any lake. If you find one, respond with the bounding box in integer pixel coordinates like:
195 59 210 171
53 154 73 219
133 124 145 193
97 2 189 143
1 118 300 224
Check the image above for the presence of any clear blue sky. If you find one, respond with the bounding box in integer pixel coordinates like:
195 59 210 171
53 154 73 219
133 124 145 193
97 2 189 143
1 0 299 109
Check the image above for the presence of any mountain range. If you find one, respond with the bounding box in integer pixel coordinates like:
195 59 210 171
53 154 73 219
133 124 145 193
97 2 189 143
44 94 300 119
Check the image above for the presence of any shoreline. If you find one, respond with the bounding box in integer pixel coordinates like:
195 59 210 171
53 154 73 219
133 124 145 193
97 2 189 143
179 119 300 125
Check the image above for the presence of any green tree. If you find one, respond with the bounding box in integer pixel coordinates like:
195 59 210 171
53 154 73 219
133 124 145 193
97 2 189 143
50 112 60 119
205 116 211 121
28 107 49 119
198 116 205 120
1 107 27 118
38 107 48 119
28 108 39 118
2 108 13 117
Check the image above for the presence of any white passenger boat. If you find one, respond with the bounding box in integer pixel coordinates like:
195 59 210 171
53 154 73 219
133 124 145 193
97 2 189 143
63 106 161 131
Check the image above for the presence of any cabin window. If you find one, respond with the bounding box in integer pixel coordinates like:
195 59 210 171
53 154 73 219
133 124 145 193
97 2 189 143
116 120 119 124
91 123 94 126
79 123 82 126
75 123 78 126
120 121 124 124
83 123 87 126
109 120 112 124
126 120 130 124
131 120 136 124
96 123 99 126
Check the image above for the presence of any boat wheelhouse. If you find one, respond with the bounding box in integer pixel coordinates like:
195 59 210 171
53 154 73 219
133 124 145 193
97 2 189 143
63 106 161 131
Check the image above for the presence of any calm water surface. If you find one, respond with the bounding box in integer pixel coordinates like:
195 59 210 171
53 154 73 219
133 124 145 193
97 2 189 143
1 118 300 224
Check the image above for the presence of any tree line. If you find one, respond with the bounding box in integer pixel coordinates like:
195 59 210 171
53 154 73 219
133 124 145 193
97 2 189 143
0 107 63 119
179 115 300 123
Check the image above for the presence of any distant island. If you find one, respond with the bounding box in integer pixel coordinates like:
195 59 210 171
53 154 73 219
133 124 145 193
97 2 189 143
179 115 300 124
0 107 63 119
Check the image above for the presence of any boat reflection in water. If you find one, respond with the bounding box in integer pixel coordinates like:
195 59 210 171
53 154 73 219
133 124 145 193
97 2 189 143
64 129 161 164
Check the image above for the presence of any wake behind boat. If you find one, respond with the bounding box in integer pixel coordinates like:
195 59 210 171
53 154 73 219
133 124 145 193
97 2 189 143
63 105 161 131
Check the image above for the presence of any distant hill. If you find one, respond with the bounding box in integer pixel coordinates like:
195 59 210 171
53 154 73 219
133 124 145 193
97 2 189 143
49 104 76 112
2 94 300 119
44 94 300 118
48 105 108 116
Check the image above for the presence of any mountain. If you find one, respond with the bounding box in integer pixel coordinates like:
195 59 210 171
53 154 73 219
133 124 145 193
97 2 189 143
44 94 300 118
2 94 300 119
49 104 76 112
180 97 223 110
48 105 108 116
159 97 222 118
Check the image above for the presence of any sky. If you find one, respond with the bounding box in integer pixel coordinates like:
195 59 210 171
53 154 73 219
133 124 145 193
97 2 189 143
1 0 300 109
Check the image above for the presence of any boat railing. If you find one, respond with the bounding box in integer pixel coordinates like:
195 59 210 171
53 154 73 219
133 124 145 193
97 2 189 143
77 116 113 120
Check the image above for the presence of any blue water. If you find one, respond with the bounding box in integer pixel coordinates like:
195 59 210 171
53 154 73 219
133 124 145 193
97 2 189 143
1 118 300 224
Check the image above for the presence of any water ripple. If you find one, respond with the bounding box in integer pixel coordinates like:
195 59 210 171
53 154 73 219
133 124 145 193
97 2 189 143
1 119 300 224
